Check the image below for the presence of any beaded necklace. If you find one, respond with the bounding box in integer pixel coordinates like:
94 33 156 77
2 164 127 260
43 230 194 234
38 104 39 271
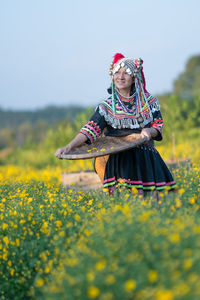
115 89 135 114
116 89 136 100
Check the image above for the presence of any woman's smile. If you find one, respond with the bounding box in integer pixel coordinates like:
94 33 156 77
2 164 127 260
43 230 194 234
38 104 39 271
113 67 133 96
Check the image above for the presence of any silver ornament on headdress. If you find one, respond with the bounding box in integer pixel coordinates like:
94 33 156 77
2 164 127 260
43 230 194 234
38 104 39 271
110 58 136 77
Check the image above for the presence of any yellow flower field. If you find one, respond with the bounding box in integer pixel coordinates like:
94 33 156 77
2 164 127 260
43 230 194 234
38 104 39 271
0 164 200 300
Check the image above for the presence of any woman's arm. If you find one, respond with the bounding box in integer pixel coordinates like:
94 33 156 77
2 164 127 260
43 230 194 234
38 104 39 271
55 105 107 159
140 127 158 141
55 133 87 159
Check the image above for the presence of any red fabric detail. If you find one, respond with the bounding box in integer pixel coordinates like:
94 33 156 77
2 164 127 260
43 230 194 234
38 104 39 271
150 119 163 127
88 121 101 134
150 119 163 133
113 53 125 64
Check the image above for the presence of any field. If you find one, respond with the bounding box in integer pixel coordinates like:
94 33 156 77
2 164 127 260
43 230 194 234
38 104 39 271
0 163 200 300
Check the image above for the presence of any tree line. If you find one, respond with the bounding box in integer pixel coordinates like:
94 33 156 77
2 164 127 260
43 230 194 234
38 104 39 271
0 54 200 166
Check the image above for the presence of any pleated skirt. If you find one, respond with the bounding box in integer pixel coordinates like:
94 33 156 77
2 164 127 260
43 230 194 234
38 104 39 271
103 144 176 192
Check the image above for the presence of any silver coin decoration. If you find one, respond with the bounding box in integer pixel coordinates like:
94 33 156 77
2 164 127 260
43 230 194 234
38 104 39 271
137 116 144 123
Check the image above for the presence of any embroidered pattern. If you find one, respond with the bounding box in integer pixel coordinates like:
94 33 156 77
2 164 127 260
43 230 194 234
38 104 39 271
80 121 101 143
150 118 164 134
98 92 160 129
103 177 176 191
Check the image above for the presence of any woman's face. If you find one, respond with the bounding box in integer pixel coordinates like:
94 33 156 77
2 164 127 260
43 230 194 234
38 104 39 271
113 67 133 91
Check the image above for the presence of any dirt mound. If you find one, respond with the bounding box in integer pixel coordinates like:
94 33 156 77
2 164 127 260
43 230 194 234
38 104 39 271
61 171 102 190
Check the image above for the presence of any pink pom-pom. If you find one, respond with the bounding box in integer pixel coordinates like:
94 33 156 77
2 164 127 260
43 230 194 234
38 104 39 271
113 53 125 64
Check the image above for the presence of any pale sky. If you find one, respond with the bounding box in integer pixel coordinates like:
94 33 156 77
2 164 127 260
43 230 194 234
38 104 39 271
0 0 200 110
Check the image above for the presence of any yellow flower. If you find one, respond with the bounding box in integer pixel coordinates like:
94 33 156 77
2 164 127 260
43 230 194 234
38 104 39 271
40 252 47 262
95 258 106 271
3 236 9 247
169 233 180 243
27 197 32 204
189 197 195 204
74 214 81 222
84 229 91 237
2 223 8 230
156 290 174 300
87 271 95 282
88 286 100 298
193 226 200 234
131 187 138 194
178 188 185 196
45 266 50 273
148 270 158 282
124 279 136 292
175 198 182 208
2 252 7 260
55 220 62 227
10 268 14 276
35 278 44 288
123 204 131 215
8 260 12 267
183 259 193 270
40 222 50 235
59 231 65 237
105 275 115 285
88 199 93 206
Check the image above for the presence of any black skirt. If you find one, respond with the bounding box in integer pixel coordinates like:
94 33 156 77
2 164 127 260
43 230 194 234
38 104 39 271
103 143 176 192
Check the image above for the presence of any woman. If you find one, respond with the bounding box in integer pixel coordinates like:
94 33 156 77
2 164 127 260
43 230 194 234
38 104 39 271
55 53 176 194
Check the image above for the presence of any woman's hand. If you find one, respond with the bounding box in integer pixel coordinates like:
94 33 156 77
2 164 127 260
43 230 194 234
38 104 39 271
55 145 72 159
140 128 152 141
55 133 88 159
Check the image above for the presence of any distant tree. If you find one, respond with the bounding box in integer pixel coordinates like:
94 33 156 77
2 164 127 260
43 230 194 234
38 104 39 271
0 129 15 149
15 123 33 146
174 55 200 101
0 105 87 129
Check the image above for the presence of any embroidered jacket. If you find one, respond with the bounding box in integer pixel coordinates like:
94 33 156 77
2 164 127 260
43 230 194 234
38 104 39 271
80 92 163 144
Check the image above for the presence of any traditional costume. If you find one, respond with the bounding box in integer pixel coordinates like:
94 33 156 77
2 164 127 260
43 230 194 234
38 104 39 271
80 53 176 193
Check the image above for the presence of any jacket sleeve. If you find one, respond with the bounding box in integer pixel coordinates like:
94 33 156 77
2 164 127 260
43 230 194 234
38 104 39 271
150 109 164 141
80 106 107 144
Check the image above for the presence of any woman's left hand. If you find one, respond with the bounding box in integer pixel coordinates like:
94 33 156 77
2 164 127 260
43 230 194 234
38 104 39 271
140 128 152 141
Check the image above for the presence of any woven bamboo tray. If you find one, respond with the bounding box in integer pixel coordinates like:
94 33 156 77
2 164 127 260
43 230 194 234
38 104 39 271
61 133 147 160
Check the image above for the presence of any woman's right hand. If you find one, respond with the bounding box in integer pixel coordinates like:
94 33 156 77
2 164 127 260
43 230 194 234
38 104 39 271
55 133 88 159
55 145 71 159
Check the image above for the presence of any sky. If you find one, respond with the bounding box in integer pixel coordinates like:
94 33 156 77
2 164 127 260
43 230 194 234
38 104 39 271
0 0 200 110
